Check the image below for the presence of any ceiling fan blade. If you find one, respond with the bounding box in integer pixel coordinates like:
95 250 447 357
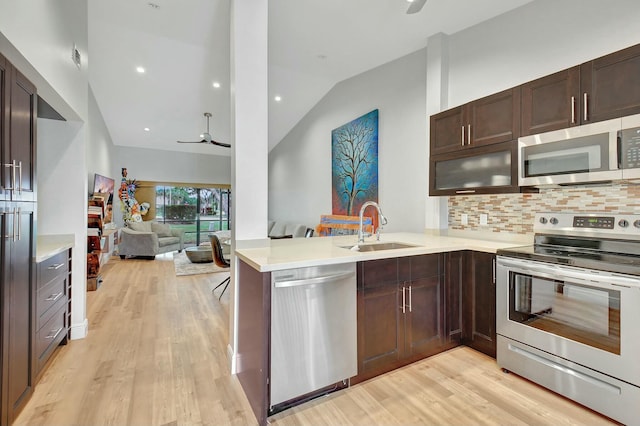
406 0 427 14
177 139 207 144
211 140 231 148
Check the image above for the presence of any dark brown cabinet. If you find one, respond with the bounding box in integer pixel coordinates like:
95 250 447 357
0 52 36 203
462 251 496 358
521 67 581 136
521 44 640 136
444 251 463 344
429 141 518 196
430 88 520 156
355 254 450 383
1 204 35 426
34 250 71 381
1 52 37 426
581 43 640 124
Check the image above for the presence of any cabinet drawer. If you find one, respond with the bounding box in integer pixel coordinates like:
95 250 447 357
35 305 67 365
38 251 69 288
36 277 67 330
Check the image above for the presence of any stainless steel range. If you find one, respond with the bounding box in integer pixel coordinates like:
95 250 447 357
496 213 640 426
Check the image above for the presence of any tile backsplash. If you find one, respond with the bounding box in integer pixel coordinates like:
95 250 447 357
448 182 640 235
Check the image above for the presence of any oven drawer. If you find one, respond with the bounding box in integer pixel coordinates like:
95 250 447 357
497 336 639 425
38 251 69 289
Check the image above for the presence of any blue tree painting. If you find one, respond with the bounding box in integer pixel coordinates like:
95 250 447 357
331 109 379 216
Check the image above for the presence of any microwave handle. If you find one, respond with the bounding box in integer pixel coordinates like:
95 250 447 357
617 131 623 169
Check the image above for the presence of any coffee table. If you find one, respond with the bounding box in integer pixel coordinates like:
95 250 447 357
184 246 213 263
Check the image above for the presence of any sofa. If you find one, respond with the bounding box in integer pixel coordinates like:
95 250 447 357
118 221 185 259
268 220 312 238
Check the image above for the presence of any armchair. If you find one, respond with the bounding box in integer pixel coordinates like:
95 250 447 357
118 222 184 259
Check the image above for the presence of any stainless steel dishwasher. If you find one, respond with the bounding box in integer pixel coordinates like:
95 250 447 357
270 262 357 412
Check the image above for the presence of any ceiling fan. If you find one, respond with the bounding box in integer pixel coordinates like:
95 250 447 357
177 112 231 148
406 0 427 14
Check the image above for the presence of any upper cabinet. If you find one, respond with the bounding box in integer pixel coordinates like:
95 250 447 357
431 88 521 156
581 43 640 124
0 52 37 203
521 44 640 136
520 67 580 136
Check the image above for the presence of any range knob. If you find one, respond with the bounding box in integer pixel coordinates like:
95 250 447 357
539 217 548 224
549 217 559 225
619 219 629 228
634 220 640 229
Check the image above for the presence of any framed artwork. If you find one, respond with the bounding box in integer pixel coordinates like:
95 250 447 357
331 109 379 218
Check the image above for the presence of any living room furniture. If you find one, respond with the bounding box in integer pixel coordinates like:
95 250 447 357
118 222 185 259
210 234 230 300
268 220 309 238
185 246 213 263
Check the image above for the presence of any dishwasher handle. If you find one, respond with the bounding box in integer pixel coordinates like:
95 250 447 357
274 271 354 288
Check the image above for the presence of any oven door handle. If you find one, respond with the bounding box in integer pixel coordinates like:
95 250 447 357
499 257 640 289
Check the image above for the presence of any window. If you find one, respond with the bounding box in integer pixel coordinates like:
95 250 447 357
155 186 231 247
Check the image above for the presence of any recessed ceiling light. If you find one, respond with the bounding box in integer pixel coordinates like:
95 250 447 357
213 82 221 88
144 127 150 132
274 95 282 102
136 66 146 73
407 0 415 3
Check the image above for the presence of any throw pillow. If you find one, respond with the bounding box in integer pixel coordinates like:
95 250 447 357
128 221 152 232
151 223 173 237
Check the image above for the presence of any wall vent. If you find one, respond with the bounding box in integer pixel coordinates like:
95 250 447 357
72 44 81 69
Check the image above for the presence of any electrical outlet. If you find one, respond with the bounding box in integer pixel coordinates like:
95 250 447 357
461 213 468 225
480 213 488 226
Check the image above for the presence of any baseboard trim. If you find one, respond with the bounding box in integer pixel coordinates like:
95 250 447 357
70 318 88 340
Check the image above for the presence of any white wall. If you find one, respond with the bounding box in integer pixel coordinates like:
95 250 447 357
446 0 640 110
87 87 115 187
270 0 640 233
269 49 427 233
2 0 91 339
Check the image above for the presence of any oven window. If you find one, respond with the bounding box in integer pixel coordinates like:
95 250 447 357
508 272 620 354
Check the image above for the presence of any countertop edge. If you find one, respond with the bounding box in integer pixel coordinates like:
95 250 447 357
234 232 529 272
36 234 75 263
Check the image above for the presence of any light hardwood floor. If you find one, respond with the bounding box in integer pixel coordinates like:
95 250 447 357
15 253 616 426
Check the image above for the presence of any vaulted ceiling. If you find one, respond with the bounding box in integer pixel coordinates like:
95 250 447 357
88 0 533 156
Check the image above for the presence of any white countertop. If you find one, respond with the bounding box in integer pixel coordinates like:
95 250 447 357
36 234 74 263
234 232 531 272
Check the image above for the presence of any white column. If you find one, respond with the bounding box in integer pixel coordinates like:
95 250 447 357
228 0 269 372
425 32 450 232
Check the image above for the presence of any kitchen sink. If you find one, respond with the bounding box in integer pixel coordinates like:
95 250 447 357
341 242 420 252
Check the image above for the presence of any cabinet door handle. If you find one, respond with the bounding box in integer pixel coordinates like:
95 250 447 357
402 286 406 314
467 124 471 145
461 126 465 147
570 96 576 124
4 161 15 191
492 258 496 284
48 263 65 270
46 292 64 302
16 207 21 241
583 92 588 121
45 327 64 340
408 285 412 313
16 161 22 194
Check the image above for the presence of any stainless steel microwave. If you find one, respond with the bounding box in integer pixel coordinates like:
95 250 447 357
519 113 640 186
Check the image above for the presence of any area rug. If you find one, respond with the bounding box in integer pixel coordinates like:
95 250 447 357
173 251 228 276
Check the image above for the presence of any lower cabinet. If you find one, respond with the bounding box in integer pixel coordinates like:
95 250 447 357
34 249 71 380
354 254 455 384
462 251 497 358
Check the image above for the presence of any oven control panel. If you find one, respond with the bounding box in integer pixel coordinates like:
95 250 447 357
535 213 640 238
573 216 615 229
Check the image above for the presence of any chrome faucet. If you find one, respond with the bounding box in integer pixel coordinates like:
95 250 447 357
358 201 388 243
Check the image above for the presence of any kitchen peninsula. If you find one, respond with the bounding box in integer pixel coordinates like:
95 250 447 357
234 232 529 425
